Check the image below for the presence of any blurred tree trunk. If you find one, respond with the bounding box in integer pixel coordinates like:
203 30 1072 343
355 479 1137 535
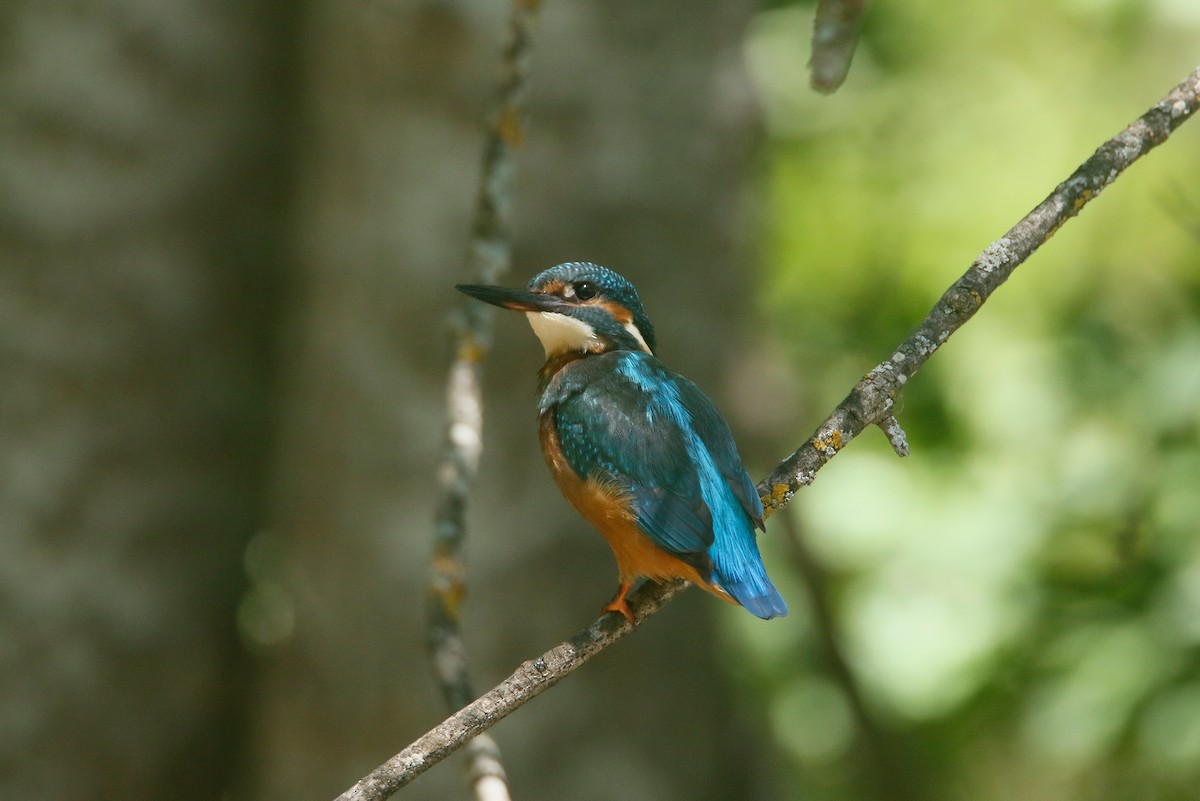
1 1 767 799
0 1 287 799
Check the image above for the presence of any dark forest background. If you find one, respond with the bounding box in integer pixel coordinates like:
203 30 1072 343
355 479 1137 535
2 2 1199 801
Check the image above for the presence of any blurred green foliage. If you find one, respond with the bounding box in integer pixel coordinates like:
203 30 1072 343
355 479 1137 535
726 1 1200 799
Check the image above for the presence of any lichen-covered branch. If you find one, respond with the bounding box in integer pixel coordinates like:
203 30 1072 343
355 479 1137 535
758 65 1200 514
427 2 542 799
345 65 1200 801
337 581 684 801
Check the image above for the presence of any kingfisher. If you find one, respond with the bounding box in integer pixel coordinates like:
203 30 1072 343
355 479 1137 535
457 262 787 623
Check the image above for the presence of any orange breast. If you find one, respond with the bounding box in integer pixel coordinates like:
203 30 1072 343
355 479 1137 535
539 416 734 604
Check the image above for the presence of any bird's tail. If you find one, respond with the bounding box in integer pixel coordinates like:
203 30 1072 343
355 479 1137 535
722 573 788 619
710 539 788 619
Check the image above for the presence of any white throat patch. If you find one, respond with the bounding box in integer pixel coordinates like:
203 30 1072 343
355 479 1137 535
525 311 600 357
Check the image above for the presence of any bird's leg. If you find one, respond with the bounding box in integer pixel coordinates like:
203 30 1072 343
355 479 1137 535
602 580 635 624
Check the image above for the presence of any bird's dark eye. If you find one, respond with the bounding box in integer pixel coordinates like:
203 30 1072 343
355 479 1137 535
574 281 598 301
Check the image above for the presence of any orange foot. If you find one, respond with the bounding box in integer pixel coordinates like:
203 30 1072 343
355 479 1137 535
601 580 635 625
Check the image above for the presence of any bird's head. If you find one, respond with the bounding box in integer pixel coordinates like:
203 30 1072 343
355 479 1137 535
457 262 657 357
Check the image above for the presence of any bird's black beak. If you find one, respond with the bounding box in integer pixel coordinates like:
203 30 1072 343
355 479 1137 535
456 283 563 313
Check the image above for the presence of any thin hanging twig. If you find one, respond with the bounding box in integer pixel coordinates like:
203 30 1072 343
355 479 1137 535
427 2 542 800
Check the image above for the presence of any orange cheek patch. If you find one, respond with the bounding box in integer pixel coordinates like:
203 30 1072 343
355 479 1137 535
595 300 632 324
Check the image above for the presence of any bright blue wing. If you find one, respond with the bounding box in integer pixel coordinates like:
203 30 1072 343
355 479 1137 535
672 375 765 530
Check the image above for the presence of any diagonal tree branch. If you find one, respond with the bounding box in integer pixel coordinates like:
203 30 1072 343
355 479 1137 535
340 579 683 801
342 65 1200 801
757 65 1198 513
427 2 542 800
